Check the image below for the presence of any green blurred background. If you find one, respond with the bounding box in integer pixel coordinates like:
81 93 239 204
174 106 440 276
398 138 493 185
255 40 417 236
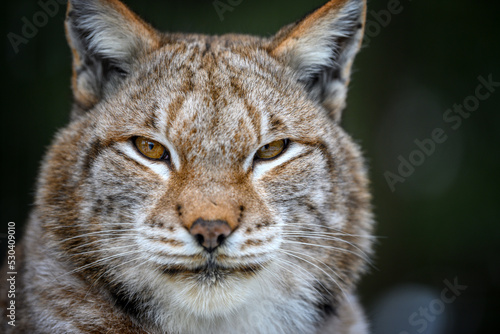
1 0 499 333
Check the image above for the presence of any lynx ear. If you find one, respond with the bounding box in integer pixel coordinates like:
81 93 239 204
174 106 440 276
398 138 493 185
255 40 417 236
65 0 160 117
269 0 366 121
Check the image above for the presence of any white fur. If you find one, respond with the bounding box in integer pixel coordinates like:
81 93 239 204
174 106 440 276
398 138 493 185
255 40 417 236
117 257 321 334
118 143 171 180
71 1 143 63
252 143 306 179
285 0 363 82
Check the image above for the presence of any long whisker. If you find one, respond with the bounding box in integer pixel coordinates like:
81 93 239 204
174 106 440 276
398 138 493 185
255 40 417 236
278 249 348 301
68 234 140 251
57 230 139 244
270 254 331 297
281 228 379 239
48 222 138 231
268 223 379 239
284 240 370 263
84 254 145 301
69 244 139 256
281 233 372 262
53 249 144 281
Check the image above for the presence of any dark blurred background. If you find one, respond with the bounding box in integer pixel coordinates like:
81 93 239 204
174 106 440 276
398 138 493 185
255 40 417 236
1 0 499 333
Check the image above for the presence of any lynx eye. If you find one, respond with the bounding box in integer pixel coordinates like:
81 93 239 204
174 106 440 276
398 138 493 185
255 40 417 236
134 136 169 161
255 139 288 160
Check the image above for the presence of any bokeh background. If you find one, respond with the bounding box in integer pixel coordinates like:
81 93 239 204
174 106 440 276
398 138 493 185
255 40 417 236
2 0 499 333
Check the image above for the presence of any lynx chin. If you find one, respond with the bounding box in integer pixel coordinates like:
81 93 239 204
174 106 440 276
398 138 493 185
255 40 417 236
1 0 375 333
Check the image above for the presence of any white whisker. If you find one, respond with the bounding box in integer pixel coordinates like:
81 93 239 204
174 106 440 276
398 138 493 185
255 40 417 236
278 249 348 301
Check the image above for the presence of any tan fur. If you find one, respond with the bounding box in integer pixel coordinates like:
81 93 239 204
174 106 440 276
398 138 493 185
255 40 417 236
1 0 374 333
271 0 350 53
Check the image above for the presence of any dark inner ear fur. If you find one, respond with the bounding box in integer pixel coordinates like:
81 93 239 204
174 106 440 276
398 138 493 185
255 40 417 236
303 34 351 102
303 27 362 117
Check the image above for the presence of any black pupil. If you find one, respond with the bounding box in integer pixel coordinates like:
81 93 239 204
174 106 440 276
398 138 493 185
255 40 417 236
148 142 155 151
264 144 270 150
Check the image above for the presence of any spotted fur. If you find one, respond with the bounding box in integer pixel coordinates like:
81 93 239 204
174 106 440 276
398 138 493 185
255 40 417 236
1 0 374 333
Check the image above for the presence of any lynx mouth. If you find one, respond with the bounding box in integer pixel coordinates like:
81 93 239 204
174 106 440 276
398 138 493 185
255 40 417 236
161 259 264 279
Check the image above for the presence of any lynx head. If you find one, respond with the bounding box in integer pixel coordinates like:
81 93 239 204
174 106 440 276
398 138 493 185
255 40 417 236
37 0 373 331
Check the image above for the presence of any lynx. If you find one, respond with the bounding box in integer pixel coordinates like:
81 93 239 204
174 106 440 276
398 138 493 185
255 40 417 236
1 0 374 333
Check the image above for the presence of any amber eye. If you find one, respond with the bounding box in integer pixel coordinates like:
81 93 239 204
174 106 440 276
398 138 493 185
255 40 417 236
255 139 288 160
134 137 169 161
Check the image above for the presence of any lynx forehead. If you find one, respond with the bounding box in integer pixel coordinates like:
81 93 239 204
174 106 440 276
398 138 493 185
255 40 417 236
1 0 374 333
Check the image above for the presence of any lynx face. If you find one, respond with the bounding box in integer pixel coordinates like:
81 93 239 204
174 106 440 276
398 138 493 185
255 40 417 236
15 0 373 333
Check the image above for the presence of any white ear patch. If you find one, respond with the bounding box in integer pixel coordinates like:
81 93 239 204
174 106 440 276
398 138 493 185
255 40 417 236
76 12 139 62
287 1 364 81
270 0 366 120
67 0 158 64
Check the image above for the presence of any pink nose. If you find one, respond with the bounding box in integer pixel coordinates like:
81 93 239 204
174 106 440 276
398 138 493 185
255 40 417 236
189 219 232 253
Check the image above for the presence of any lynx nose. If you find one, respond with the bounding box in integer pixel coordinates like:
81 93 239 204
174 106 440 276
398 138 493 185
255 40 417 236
190 219 232 253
